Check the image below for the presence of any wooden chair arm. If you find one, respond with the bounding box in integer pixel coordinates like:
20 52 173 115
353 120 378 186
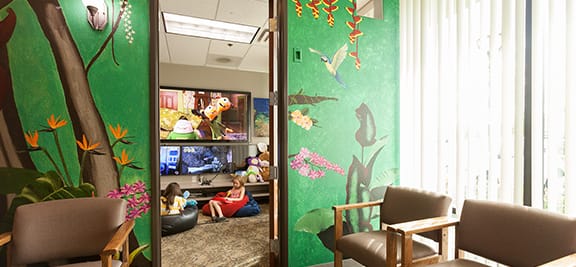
385 216 458 266
537 252 576 267
0 232 12 246
387 216 459 235
332 200 382 213
100 219 135 266
332 201 383 252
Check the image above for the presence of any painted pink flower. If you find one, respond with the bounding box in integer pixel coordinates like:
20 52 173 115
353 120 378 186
140 192 150 202
120 183 135 195
106 180 151 221
106 189 123 199
290 147 344 179
127 195 141 207
132 180 146 193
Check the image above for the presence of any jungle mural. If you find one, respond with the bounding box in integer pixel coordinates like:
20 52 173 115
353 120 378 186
0 0 152 265
287 0 399 265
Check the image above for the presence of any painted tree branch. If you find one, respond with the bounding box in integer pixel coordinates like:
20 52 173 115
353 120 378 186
85 0 127 72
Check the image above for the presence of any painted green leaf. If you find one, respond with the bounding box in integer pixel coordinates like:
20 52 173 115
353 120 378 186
0 167 44 194
346 156 362 232
360 145 384 187
294 208 334 234
372 168 398 189
129 244 151 265
0 171 95 232
354 103 376 147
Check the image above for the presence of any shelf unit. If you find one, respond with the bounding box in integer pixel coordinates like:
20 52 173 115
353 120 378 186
160 175 269 202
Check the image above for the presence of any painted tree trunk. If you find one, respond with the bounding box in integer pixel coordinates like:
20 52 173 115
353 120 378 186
0 8 35 170
27 0 119 194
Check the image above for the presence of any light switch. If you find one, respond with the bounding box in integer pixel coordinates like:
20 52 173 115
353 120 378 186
293 48 302 63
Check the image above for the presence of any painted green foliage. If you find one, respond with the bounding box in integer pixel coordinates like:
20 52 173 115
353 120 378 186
0 0 152 264
287 0 399 266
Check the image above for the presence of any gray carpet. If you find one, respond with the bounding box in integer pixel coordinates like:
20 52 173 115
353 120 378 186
161 203 270 267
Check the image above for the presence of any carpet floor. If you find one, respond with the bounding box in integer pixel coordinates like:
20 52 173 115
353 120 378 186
161 203 270 267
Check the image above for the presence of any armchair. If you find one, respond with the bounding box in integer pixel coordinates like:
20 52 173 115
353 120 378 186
333 186 452 267
0 197 134 267
387 199 576 267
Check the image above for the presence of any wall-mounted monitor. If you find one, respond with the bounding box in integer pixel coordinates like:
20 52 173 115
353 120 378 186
159 145 250 177
179 145 233 175
160 146 181 176
159 86 250 143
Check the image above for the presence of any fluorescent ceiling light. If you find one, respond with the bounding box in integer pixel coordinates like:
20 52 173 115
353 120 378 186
163 12 259 44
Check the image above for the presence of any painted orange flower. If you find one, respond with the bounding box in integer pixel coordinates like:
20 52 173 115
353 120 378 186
109 124 128 139
113 149 133 166
47 114 67 129
76 134 100 151
24 131 39 148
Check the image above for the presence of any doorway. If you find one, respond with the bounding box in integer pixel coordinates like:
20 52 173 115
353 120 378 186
154 0 279 266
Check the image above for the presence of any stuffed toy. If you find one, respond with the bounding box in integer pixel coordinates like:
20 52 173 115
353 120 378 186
245 156 264 183
257 143 270 181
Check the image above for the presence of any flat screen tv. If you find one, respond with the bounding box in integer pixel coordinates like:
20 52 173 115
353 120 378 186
159 86 250 142
160 146 181 175
179 145 233 175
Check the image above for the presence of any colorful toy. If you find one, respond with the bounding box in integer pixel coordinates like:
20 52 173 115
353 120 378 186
257 143 270 181
245 156 264 183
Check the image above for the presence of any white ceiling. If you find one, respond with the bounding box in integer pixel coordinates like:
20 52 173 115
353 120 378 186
158 0 270 73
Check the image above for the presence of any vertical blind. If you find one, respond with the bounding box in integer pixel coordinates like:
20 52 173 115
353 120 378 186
532 0 576 215
400 0 575 216
399 0 526 209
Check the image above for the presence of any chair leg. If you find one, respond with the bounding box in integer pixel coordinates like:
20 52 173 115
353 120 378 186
334 250 343 267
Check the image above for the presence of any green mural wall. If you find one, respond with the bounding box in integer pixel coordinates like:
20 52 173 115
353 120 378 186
286 0 399 265
0 0 152 265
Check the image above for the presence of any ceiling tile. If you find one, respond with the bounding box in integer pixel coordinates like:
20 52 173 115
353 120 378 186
209 40 250 57
205 54 243 70
161 0 218 19
159 32 170 63
158 15 170 63
165 35 210 66
217 0 267 26
238 45 268 73
158 0 269 73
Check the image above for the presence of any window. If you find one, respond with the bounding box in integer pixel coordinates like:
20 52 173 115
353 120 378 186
401 0 576 217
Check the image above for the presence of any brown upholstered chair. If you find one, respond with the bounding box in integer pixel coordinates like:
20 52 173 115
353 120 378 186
388 199 576 267
333 186 453 267
0 197 134 267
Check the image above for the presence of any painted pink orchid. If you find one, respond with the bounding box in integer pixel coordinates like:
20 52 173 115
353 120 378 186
107 180 150 220
290 147 345 179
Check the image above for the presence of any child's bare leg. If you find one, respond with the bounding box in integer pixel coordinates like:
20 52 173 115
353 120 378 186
209 200 217 218
214 202 224 218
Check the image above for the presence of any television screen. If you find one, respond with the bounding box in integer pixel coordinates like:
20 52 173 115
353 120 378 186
160 146 181 175
180 145 233 175
159 87 250 142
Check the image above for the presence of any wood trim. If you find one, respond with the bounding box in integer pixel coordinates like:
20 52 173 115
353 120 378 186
0 232 11 246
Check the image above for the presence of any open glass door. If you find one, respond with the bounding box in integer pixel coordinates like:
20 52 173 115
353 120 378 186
268 0 279 266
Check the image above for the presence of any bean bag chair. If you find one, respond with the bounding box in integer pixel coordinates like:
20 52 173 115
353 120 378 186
233 191 261 217
201 191 249 217
161 205 199 236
